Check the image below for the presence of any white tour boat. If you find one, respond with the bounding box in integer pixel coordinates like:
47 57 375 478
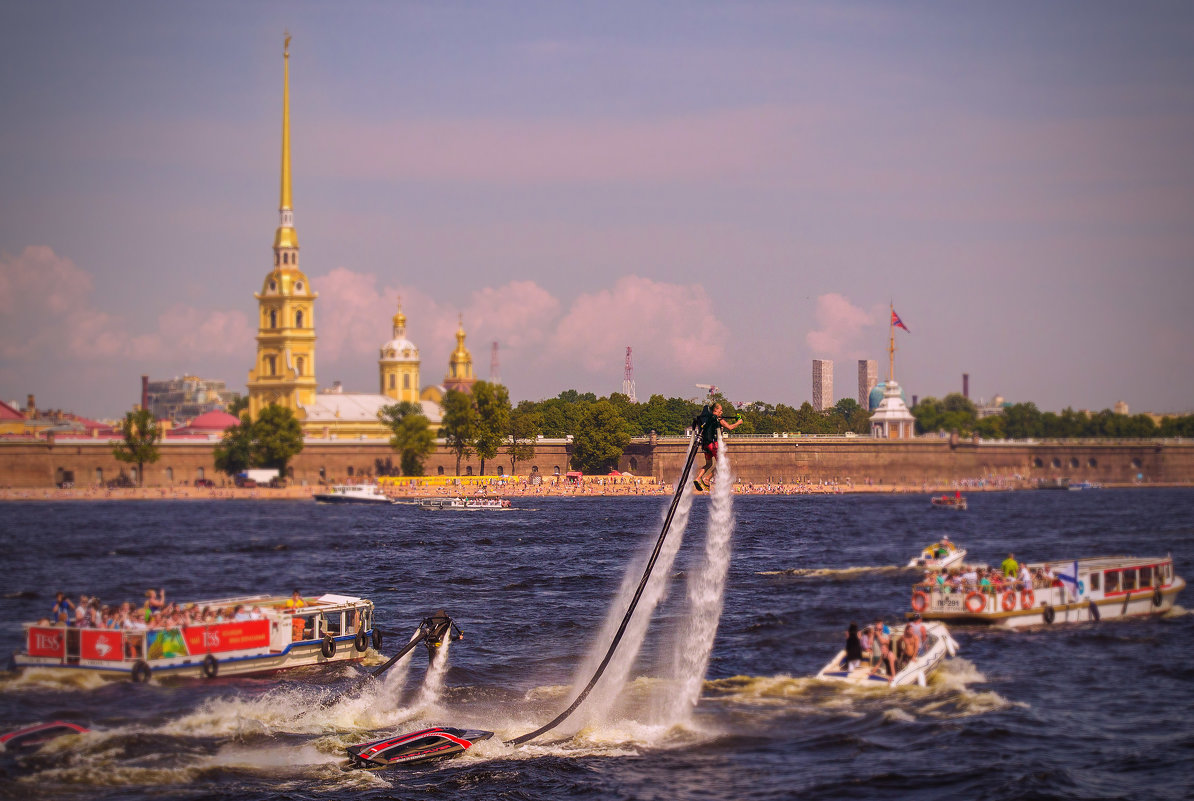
418 497 512 511
14 593 381 681
313 484 395 504
908 539 967 570
816 621 958 687
908 555 1185 628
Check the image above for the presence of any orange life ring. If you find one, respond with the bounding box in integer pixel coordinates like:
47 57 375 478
1001 591 1017 612
911 591 929 612
965 592 986 614
1020 589 1035 609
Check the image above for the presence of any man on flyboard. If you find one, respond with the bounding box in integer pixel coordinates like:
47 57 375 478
693 402 742 491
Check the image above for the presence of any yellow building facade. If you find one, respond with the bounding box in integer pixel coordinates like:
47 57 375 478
443 317 477 394
379 300 421 404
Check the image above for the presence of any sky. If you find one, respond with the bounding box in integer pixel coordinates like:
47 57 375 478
2 1 1193 419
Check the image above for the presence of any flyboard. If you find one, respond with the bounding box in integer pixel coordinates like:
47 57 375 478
343 433 702 767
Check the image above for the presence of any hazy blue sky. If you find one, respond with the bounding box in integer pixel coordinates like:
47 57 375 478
2 1 1192 418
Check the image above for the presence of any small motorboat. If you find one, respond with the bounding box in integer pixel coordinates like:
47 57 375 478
418 497 511 510
343 726 494 770
0 721 89 752
815 622 958 687
908 539 967 570
930 491 967 510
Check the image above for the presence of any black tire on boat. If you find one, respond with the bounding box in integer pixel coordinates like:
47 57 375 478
321 635 337 659
1153 586 1163 607
1042 605 1056 625
202 654 218 679
354 630 369 652
131 660 151 683
371 628 383 651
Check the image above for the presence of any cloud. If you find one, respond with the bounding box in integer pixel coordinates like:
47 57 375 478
805 293 878 357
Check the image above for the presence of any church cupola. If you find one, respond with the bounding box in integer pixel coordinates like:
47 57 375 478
443 314 476 394
379 296 421 403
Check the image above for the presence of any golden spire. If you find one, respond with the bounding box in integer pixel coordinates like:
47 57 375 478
274 32 298 251
392 296 407 337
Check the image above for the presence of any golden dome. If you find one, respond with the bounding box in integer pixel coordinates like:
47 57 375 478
259 268 315 297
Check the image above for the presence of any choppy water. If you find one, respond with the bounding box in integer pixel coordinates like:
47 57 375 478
1 488 1191 800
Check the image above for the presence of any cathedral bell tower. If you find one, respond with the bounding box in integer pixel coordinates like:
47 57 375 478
443 315 476 394
247 34 318 421
379 297 421 403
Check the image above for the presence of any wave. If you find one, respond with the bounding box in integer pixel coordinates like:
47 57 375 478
757 565 914 579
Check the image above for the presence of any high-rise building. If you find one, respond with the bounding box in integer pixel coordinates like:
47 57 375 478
858 360 877 407
812 360 833 411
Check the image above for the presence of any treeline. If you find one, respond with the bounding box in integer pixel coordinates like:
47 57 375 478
913 394 1194 439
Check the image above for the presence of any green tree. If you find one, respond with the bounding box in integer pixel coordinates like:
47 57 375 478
112 408 161 486
1003 402 1043 439
439 389 479 475
509 403 542 474
570 399 632 473
213 416 255 477
226 395 249 417
472 381 512 475
379 401 436 476
252 404 304 477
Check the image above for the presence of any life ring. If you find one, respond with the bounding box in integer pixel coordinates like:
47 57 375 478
964 592 986 614
1001 591 1017 612
321 635 337 659
202 654 218 679
1020 589 1035 609
354 629 369 652
131 660 151 683
1042 604 1056 624
1152 586 1163 607
911 591 929 612
371 628 383 651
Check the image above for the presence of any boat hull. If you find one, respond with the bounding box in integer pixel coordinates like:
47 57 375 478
908 548 967 570
816 622 957 687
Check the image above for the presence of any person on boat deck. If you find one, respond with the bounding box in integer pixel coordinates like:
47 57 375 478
286 590 307 610
1001 553 1019 578
50 592 74 624
896 627 919 673
844 623 864 671
941 535 953 551
859 625 873 662
960 566 978 589
1042 563 1060 587
978 568 993 595
907 613 928 655
692 403 742 491
872 619 897 680
1018 563 1033 590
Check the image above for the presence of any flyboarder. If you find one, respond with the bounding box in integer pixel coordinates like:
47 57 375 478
693 402 741 491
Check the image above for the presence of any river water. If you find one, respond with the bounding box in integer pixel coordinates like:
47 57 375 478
1 488 1191 800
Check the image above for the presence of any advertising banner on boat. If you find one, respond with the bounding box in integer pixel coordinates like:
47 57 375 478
26 627 65 658
182 620 270 654
80 629 124 661
146 628 189 659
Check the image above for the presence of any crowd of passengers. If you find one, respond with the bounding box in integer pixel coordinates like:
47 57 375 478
42 588 271 630
916 552 1071 596
843 614 929 684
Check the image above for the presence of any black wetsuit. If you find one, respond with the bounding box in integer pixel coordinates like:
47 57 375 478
696 406 721 454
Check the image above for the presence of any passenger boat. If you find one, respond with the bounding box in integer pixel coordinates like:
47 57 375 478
13 593 380 681
1068 480 1102 491
417 497 512 511
908 556 1185 628
815 622 958 687
908 539 967 570
313 484 394 504
930 492 967 510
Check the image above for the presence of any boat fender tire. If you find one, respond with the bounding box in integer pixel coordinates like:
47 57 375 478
1020 589 1035 610
131 660 151 683
201 654 218 679
354 629 369 652
911 591 929 613
321 635 337 659
371 628 383 651
1152 586 1163 607
964 592 986 614
1001 591 1017 612
1042 605 1055 625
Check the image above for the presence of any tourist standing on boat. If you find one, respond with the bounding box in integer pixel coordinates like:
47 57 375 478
1001 553 1019 578
907 613 927 655
286 590 307 609
844 623 863 671
693 403 742 491
50 592 73 624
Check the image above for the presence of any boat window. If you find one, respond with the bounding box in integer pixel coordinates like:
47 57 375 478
1122 570 1137 591
323 612 343 636
1160 563 1171 582
1089 572 1100 591
1105 571 1119 592
1139 567 1153 587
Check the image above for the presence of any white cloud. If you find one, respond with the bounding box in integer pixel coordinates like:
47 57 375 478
805 293 879 357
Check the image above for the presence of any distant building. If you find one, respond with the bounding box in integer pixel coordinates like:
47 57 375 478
1114 401 1129 416
870 379 916 439
812 360 833 411
977 394 1009 419
146 376 241 423
858 360 877 407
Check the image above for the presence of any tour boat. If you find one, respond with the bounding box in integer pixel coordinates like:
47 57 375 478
13 593 380 681
930 492 967 510
418 497 512 511
908 556 1185 628
908 541 967 570
1068 481 1102 491
815 621 958 687
313 484 395 504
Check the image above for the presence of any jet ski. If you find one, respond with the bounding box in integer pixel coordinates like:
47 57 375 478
343 726 493 770
0 721 89 752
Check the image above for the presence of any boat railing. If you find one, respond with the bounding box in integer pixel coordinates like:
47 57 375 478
912 583 1072 614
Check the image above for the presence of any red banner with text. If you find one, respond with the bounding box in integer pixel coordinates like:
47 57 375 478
80 629 125 661
27 627 65 658
182 620 270 654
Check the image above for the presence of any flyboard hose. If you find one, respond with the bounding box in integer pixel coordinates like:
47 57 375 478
507 433 701 745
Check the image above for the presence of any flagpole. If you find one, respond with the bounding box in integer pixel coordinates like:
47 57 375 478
888 301 895 383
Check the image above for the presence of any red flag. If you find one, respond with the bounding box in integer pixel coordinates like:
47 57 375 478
892 309 910 333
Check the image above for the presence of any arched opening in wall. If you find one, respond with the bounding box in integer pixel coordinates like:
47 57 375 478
497 466 504 476
1131 458 1142 469
130 467 139 485
196 467 205 480
1069 457 1079 469
295 281 303 292
437 466 445 475
319 466 326 480
296 356 304 376
270 309 278 329
347 466 355 477
283 252 289 265
296 310 304 328
629 458 638 471
1033 457 1044 468
389 374 395 390
552 466 559 475
95 467 103 484
1051 458 1061 469
466 466 474 476
267 356 277 376
403 374 410 390
165 467 173 483
1088 457 1098 468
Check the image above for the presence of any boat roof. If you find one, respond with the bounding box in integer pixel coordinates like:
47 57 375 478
1026 555 1172 570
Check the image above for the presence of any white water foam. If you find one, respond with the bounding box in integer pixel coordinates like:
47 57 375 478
413 636 451 713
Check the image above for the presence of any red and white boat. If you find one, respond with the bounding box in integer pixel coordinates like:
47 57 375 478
13 593 379 681
908 556 1185 628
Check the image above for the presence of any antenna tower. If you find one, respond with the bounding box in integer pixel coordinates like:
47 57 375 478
490 341 500 383
622 346 637 403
